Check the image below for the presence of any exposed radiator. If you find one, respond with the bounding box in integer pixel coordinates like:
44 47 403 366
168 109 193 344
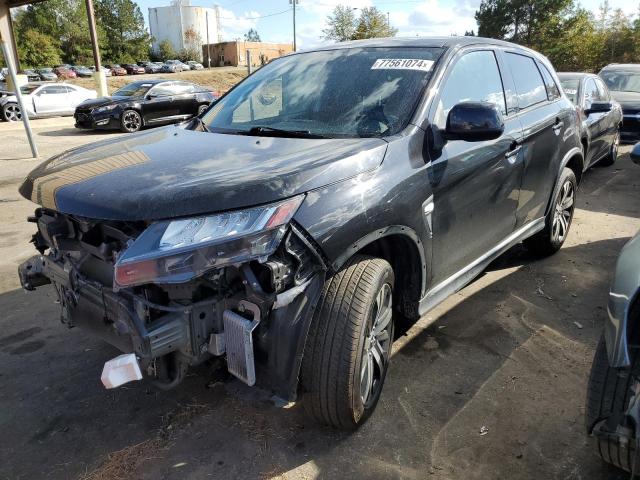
223 301 260 386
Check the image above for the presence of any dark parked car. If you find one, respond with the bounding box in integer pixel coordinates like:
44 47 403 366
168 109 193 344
558 72 622 168
21 69 40 82
145 62 163 74
74 79 216 132
586 143 640 475
19 37 584 429
35 68 58 81
123 63 145 75
600 64 640 143
71 66 94 78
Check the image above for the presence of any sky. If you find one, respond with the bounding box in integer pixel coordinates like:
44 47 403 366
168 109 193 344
139 0 638 50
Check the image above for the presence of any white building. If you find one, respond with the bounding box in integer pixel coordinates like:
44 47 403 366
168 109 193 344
149 0 220 61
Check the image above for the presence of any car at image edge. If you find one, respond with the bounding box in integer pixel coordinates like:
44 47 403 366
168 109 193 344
18 37 584 430
558 72 622 168
74 79 217 132
599 63 640 143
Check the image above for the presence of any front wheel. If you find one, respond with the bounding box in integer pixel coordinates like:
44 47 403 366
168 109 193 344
2 102 21 122
523 167 577 256
301 255 394 429
120 109 142 133
197 104 209 115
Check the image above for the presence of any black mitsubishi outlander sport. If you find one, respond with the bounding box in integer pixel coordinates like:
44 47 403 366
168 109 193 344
18 37 584 429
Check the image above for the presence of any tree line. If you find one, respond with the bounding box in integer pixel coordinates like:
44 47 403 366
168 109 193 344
475 0 639 72
322 1 638 72
2 0 151 68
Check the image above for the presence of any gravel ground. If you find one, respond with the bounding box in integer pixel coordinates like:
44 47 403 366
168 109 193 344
0 118 638 479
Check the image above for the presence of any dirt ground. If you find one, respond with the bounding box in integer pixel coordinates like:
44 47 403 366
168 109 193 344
0 117 639 480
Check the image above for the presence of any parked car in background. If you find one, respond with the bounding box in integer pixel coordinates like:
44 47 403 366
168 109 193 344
145 62 164 74
20 37 584 430
71 66 93 78
21 69 40 82
105 64 127 76
186 60 204 70
599 64 640 143
91 66 112 77
35 68 58 81
53 66 77 79
1 83 97 121
74 79 216 132
586 143 640 476
558 72 622 168
161 60 186 73
123 63 145 75
137 61 151 68
0 67 7 81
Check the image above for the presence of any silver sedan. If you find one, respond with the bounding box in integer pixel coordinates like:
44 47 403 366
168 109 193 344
1 83 97 121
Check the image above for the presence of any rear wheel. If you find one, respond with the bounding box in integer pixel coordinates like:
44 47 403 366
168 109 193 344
2 102 21 122
197 104 209 115
523 167 577 256
600 130 620 167
120 109 142 133
301 255 394 429
587 300 640 474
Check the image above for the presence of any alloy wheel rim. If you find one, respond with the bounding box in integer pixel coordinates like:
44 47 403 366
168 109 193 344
5 104 21 121
123 111 141 131
360 283 393 408
552 180 574 243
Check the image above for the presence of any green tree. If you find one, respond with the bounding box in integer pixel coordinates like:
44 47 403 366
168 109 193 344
95 0 151 62
158 40 176 61
244 28 261 42
352 7 397 40
17 30 62 68
322 5 357 42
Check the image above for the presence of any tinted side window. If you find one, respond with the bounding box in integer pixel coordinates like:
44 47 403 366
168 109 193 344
594 78 611 101
583 78 602 108
504 53 547 109
538 63 560 100
150 83 175 97
434 50 506 128
42 85 68 94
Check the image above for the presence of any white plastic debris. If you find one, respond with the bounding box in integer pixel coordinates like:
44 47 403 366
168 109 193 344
101 353 143 389
480 425 489 436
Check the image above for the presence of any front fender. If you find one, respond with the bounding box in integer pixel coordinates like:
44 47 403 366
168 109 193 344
605 232 640 368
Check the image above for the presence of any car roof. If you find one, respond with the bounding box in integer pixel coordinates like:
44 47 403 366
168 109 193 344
297 36 545 59
601 63 640 72
557 72 597 80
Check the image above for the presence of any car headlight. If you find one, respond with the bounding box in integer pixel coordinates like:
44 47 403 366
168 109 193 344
114 195 305 288
94 104 118 114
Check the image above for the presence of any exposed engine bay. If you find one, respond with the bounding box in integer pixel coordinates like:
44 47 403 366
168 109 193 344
19 207 326 398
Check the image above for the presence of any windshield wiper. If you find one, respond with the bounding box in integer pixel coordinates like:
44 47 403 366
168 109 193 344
192 116 210 132
245 126 327 139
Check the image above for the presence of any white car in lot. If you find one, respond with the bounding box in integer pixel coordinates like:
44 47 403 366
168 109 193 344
1 83 97 122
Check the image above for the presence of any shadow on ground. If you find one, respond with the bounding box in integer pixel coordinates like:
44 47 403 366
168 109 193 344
0 237 630 480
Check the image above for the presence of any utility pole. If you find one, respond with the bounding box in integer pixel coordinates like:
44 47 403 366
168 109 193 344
387 11 390 29
290 0 298 51
206 10 211 68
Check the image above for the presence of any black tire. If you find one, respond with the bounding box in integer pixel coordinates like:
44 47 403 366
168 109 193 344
120 109 142 133
600 129 620 167
301 255 395 429
2 102 21 122
523 167 577 256
587 301 640 475
197 104 209 115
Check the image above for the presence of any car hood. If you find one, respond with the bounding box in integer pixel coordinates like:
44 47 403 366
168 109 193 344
19 126 388 221
610 91 640 110
78 96 137 109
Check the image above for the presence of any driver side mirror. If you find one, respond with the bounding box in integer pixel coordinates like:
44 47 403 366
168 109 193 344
631 143 640 166
585 101 612 115
444 102 505 142
146 92 158 99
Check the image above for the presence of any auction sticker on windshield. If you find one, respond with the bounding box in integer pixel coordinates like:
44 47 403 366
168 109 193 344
371 59 434 71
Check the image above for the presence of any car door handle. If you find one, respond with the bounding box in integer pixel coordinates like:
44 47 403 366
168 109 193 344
552 119 564 133
505 141 521 160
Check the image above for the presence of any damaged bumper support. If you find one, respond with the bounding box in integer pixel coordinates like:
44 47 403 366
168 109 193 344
18 250 325 400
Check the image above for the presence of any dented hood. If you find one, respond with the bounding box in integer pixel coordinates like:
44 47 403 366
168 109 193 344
19 126 387 221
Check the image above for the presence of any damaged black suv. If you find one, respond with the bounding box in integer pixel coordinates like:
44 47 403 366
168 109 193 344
18 37 583 429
